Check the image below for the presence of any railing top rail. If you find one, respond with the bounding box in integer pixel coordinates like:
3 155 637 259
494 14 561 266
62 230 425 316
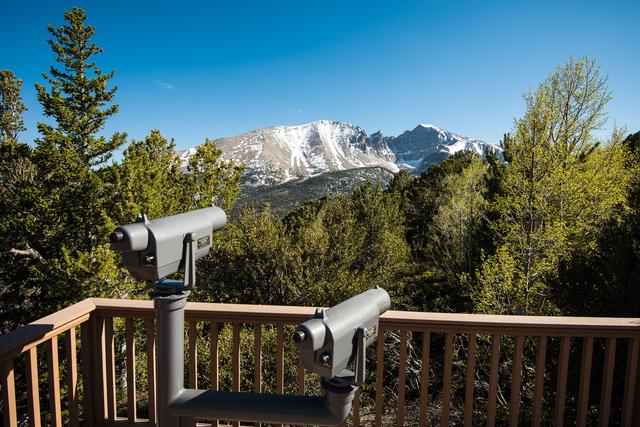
0 298 95 363
91 298 640 337
3 297 640 363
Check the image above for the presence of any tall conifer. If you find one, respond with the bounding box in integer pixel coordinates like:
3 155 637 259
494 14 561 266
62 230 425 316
35 7 125 166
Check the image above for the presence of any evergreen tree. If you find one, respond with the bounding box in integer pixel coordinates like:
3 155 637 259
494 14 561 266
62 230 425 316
1 8 136 326
112 130 185 222
35 7 125 166
112 131 243 223
182 139 244 212
0 71 40 332
0 70 27 148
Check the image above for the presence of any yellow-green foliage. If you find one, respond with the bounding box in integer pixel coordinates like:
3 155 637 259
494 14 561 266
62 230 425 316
474 58 633 315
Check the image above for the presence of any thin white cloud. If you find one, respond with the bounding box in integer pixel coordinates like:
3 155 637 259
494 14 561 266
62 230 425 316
154 80 174 90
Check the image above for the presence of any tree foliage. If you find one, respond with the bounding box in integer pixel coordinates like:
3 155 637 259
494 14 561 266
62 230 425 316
195 184 410 308
474 58 631 315
35 7 126 166
0 70 27 147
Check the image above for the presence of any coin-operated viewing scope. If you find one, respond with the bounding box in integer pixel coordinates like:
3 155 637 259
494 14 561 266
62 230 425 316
110 207 226 290
294 288 390 386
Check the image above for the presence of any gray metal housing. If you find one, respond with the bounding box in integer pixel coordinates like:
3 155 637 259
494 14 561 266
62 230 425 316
295 288 390 379
111 207 226 282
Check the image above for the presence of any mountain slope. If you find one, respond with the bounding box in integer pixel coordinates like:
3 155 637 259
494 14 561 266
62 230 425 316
234 166 395 216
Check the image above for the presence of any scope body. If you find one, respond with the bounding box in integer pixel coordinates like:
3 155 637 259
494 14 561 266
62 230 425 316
111 207 227 282
295 288 390 379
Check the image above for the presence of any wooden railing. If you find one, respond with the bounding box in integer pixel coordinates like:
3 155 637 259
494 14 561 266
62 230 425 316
1 298 639 426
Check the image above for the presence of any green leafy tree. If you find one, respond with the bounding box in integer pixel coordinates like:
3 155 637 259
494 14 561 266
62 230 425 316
475 58 631 315
553 131 640 316
112 131 243 222
427 156 488 281
196 183 410 308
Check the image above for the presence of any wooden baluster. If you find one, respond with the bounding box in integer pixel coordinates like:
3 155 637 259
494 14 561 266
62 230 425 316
352 388 361 427
622 338 639 427
598 337 616 427
47 336 63 427
375 328 385 427
276 324 284 394
232 323 241 427
464 334 476 427
66 328 79 427
509 335 524 427
145 319 157 424
296 356 307 427
80 321 97 425
531 335 547 427
397 330 408 426
419 331 431 426
297 358 305 396
577 337 594 427
104 318 116 421
254 323 262 427
275 324 285 427
232 323 241 393
210 322 219 427
188 321 198 389
1 359 18 427
441 333 454 427
125 318 137 422
487 335 500 427
25 347 41 427
554 337 571 426
254 324 262 392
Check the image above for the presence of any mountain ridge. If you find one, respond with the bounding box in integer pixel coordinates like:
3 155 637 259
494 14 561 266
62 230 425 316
179 120 501 187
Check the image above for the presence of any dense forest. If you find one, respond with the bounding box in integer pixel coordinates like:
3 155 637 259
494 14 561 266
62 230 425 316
1 9 639 424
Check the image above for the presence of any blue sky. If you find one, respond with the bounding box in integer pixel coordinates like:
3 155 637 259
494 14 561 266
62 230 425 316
2 0 638 151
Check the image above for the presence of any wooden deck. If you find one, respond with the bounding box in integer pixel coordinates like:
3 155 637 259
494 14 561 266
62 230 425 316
1 298 639 426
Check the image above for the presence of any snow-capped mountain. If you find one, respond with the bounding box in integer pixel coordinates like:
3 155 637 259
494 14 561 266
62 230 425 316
386 124 500 171
179 120 500 187
181 120 398 186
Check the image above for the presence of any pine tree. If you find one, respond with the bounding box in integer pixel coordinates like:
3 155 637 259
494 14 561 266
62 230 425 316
20 8 134 320
35 7 125 166
0 71 40 332
0 70 27 148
